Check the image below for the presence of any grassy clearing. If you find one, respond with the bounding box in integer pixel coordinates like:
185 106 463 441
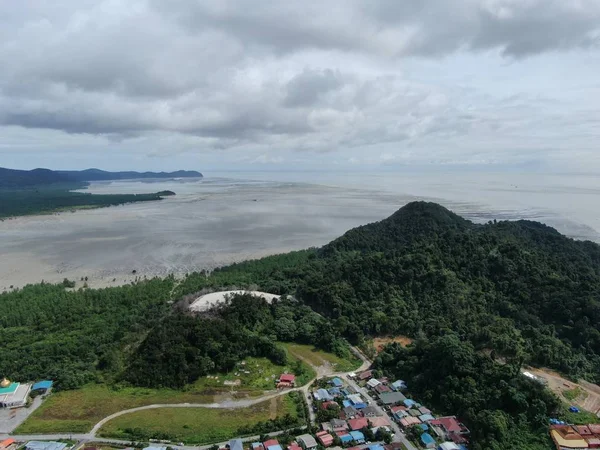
282 343 362 372
17 356 311 434
563 387 588 402
563 408 600 425
15 384 217 433
99 395 298 444
191 356 314 391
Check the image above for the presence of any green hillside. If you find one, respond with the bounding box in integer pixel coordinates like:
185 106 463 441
3 201 600 449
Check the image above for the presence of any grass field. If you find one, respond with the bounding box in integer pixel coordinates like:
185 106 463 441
563 407 600 425
16 356 312 434
98 395 298 444
282 343 362 372
15 384 218 433
191 356 314 391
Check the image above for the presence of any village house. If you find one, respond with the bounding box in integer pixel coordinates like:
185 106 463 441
391 380 406 391
277 373 295 389
379 391 406 406
263 439 282 450
429 416 470 445
348 431 365 443
374 384 392 394
366 378 381 389
348 417 369 431
297 434 318 450
229 439 243 450
316 431 334 447
343 405 359 419
361 406 380 417
420 433 436 449
357 370 373 381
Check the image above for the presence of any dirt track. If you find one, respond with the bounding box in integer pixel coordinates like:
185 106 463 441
527 367 600 415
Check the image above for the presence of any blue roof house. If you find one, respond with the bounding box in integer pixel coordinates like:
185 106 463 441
331 377 343 387
328 387 341 396
391 380 406 390
368 445 385 450
404 399 416 408
420 433 435 449
339 434 353 444
315 388 333 401
229 439 244 450
353 402 367 409
419 414 435 422
32 380 53 391
343 399 352 407
349 431 365 443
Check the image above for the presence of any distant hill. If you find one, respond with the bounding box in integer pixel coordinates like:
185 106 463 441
0 167 203 188
56 168 203 182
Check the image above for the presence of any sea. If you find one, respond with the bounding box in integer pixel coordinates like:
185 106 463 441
0 170 598 289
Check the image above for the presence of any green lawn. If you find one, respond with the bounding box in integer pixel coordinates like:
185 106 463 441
190 356 314 391
563 387 588 402
281 343 362 372
562 407 600 425
16 356 312 434
98 395 298 444
15 384 217 433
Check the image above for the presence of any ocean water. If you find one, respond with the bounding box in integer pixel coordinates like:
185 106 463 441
0 171 598 289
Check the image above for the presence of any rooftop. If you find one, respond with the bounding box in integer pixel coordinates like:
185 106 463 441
26 442 68 450
297 434 318 448
348 417 369 430
32 380 53 391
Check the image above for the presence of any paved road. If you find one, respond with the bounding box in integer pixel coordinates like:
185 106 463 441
3 346 374 448
344 377 417 450
1 427 306 450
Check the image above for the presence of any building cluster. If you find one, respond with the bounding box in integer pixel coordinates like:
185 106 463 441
550 424 600 449
352 370 470 450
0 378 52 409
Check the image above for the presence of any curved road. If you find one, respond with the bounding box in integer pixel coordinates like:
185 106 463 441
3 346 373 447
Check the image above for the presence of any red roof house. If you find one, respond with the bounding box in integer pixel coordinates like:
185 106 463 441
263 440 280 449
348 417 369 430
279 374 295 383
316 431 334 447
430 416 469 435
288 444 302 450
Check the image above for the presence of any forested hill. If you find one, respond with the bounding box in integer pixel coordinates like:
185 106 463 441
308 201 600 380
0 167 203 188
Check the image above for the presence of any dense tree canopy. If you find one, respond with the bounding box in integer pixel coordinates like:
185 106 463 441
2 201 600 448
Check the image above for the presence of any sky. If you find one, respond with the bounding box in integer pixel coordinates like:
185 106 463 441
1 0 600 173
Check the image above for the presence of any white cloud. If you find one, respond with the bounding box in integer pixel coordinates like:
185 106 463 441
0 0 599 171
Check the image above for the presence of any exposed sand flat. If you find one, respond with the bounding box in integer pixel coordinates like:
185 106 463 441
1 173 599 290
189 290 280 312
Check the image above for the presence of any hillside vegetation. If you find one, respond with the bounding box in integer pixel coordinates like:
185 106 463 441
2 201 600 449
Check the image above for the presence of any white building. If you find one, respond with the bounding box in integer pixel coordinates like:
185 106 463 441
0 379 32 408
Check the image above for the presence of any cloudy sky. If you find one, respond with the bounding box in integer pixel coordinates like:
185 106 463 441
1 0 600 173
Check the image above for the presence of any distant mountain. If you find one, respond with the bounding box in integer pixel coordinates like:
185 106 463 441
56 168 203 182
0 167 203 188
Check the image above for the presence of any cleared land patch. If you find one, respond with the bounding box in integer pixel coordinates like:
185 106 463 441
372 336 414 353
527 367 600 416
189 290 279 312
98 395 298 444
16 355 311 434
281 343 361 373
